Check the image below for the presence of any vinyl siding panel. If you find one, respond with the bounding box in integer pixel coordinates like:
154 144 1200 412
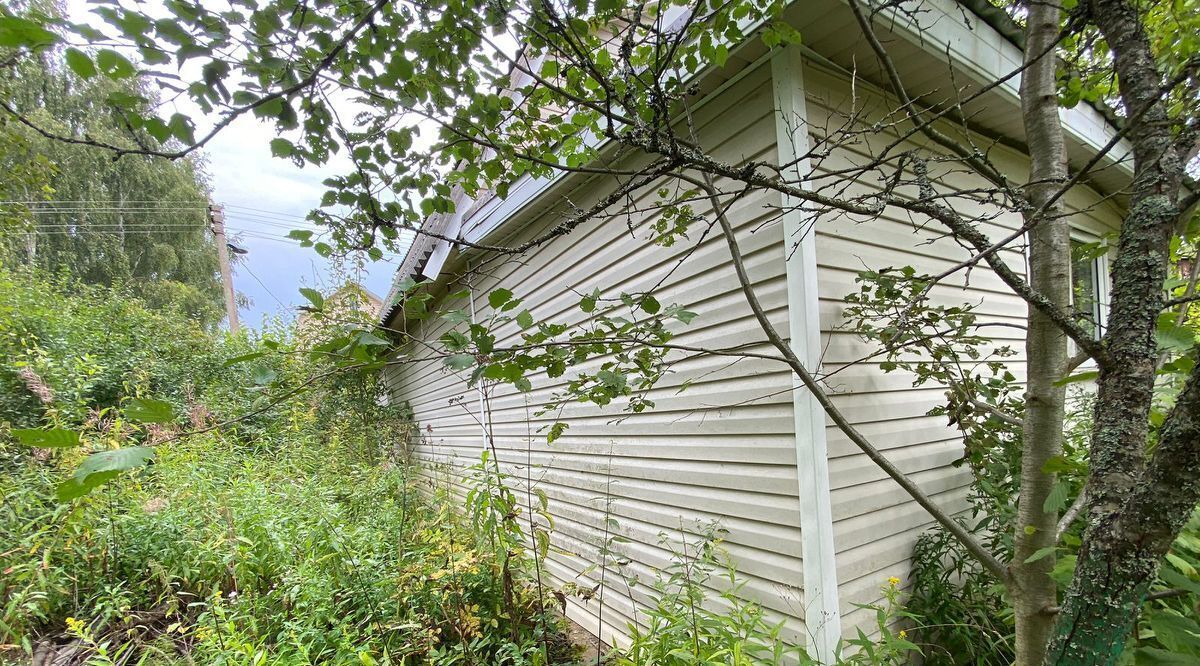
382 48 1126 651
383 62 814 648
800 62 1124 634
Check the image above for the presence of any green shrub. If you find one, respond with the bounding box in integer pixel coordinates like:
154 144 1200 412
0 265 568 665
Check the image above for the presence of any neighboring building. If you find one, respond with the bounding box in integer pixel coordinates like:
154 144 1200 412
379 0 1128 658
297 282 383 330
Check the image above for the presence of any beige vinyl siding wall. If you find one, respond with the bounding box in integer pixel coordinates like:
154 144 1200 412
798 62 1124 634
382 62 816 647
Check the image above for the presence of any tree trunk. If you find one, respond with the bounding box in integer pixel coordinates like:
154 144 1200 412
1012 1 1071 662
1045 361 1200 664
1044 0 1188 660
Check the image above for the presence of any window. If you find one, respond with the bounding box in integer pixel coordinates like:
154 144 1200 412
1071 239 1106 339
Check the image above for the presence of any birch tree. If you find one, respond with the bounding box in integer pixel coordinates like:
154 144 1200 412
2 0 1198 662
0 37 223 325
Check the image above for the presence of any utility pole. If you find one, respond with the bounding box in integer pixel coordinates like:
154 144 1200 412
208 202 240 334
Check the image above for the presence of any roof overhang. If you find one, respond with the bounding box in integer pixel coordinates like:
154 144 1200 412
381 0 1133 327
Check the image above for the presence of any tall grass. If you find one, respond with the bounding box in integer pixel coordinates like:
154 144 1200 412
0 265 570 665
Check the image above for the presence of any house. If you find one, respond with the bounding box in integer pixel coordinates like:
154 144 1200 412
298 282 383 330
378 0 1128 658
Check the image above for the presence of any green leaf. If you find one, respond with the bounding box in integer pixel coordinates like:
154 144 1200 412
671 307 698 324
96 49 136 78
1054 370 1098 386
82 446 156 477
547 422 569 444
442 310 471 325
276 100 298 129
1043 481 1071 513
167 113 194 143
445 354 475 371
1042 455 1085 474
488 288 513 309
1049 554 1076 586
270 138 294 157
0 16 58 48
299 287 324 310
713 44 729 67
65 47 97 79
11 428 81 448
580 295 596 313
1160 567 1200 596
396 277 422 295
1024 546 1057 564
1161 566 1200 597
1133 647 1200 665
58 446 156 500
287 229 313 241
57 471 121 501
516 310 534 329
1168 552 1198 577
641 296 661 315
1157 313 1197 353
223 351 266 367
762 21 803 49
1149 612 1200 656
125 398 175 424
355 331 390 347
252 367 277 386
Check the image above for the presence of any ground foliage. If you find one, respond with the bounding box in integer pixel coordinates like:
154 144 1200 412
0 265 575 665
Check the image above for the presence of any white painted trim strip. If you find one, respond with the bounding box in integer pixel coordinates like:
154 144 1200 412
771 45 842 663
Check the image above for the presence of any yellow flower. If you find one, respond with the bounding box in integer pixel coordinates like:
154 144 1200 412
888 576 901 586
899 630 907 639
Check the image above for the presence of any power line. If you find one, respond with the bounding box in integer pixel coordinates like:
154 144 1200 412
2 202 312 222
0 199 209 205
2 224 296 234
225 203 320 218
18 207 209 213
14 211 312 232
239 261 296 320
0 227 303 242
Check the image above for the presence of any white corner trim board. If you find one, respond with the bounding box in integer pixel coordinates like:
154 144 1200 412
771 46 842 662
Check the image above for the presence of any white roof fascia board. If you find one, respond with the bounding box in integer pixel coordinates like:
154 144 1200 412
415 53 547 279
422 187 474 279
461 129 606 246
460 8 771 247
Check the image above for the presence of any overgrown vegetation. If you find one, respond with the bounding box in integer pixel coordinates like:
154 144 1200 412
0 263 575 665
882 297 1200 665
5 0 1200 658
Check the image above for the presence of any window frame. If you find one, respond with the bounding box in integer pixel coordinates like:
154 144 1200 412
1068 230 1111 354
